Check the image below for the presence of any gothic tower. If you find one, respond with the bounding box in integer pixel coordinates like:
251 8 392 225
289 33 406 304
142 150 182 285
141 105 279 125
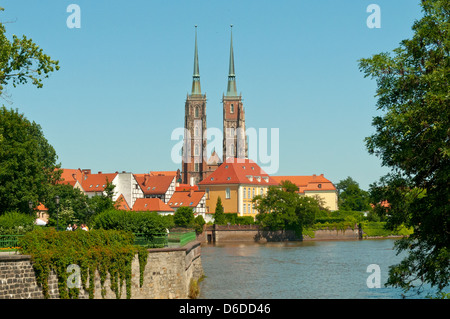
182 26 208 185
223 25 247 163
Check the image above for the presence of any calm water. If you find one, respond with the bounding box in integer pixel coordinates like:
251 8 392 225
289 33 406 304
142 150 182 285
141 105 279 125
198 239 436 299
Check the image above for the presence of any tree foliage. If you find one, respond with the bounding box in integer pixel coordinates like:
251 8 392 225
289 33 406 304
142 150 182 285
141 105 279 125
336 177 371 212
253 181 318 236
174 206 195 228
0 7 59 96
0 107 60 214
359 0 449 295
213 196 226 225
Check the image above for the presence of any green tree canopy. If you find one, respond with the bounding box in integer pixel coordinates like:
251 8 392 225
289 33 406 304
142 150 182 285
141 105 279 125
253 181 318 236
336 177 371 212
0 7 59 96
359 0 449 295
0 107 60 214
213 196 225 225
174 206 194 228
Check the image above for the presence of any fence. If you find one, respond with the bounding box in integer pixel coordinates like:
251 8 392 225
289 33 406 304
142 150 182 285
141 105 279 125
0 235 23 252
133 231 196 249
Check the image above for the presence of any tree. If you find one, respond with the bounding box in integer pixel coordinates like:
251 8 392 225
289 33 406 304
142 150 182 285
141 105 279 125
0 107 60 214
213 196 226 225
253 181 318 236
358 0 449 295
174 206 194 228
336 177 371 212
0 7 59 97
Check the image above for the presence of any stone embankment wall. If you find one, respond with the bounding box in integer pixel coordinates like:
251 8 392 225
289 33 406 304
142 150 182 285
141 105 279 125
204 225 361 243
0 241 203 299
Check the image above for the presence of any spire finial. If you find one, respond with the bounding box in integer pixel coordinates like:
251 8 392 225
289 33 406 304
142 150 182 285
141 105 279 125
191 25 201 95
226 24 237 96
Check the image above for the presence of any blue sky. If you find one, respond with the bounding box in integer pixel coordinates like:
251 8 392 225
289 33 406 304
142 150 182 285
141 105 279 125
1 0 423 190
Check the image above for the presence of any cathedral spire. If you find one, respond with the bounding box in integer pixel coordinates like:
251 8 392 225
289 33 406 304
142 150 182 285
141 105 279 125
226 25 237 97
192 25 201 95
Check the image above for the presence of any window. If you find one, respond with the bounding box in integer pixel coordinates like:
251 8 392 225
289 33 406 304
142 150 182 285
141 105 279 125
195 106 199 118
206 188 209 199
243 187 246 199
252 188 255 198
248 188 251 198
195 163 199 172
230 104 234 113
226 187 230 199
244 203 246 214
195 144 199 156
318 184 322 189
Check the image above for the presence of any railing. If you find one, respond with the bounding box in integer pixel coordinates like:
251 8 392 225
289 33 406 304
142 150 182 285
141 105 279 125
168 231 196 247
133 231 197 248
133 233 168 248
0 235 23 252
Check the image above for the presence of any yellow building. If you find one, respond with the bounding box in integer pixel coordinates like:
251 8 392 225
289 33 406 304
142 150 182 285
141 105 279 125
272 174 339 211
198 159 279 218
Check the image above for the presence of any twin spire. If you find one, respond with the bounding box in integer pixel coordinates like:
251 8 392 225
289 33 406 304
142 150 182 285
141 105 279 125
191 25 237 97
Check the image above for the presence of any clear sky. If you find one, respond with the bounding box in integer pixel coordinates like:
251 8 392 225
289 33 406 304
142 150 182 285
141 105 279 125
1 0 423 190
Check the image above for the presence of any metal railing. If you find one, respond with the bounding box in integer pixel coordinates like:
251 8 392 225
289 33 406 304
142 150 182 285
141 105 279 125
0 235 23 252
133 231 197 248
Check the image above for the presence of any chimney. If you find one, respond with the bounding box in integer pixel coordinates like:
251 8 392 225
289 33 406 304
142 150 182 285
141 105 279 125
98 171 102 174
189 189 194 197
144 174 150 186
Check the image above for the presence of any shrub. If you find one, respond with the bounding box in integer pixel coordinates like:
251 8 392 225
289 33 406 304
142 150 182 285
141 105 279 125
0 211 35 235
174 207 194 227
91 209 174 236
19 228 148 299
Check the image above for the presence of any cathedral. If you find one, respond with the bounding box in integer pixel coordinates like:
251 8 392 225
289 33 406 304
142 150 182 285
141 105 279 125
182 26 247 185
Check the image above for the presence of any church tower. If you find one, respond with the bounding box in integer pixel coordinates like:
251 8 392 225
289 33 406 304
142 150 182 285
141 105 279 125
223 25 247 163
182 26 208 185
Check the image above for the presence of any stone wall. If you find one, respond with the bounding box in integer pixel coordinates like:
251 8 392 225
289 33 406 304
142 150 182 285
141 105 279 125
205 225 361 243
0 241 203 299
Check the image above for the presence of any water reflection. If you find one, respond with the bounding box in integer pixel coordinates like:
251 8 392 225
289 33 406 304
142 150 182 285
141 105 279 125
198 239 433 299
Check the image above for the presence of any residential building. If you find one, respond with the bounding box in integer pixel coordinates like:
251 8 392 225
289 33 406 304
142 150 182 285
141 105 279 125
134 174 176 204
132 198 174 215
197 158 278 218
167 189 207 218
272 174 339 211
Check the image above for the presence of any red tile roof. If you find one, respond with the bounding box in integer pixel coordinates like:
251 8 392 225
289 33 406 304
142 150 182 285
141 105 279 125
168 190 205 208
198 158 278 186
150 171 177 176
115 194 131 210
81 173 117 192
134 175 174 195
132 198 174 212
272 174 336 193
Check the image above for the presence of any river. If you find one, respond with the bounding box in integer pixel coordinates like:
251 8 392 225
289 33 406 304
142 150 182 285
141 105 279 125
198 239 437 299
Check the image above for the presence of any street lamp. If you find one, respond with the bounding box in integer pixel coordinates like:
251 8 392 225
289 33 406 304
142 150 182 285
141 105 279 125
55 196 60 231
28 200 33 216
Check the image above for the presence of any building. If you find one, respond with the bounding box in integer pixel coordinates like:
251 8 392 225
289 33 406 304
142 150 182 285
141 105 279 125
197 158 278 218
272 174 339 211
132 198 174 215
223 25 247 162
167 189 207 218
134 174 176 204
181 26 208 186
